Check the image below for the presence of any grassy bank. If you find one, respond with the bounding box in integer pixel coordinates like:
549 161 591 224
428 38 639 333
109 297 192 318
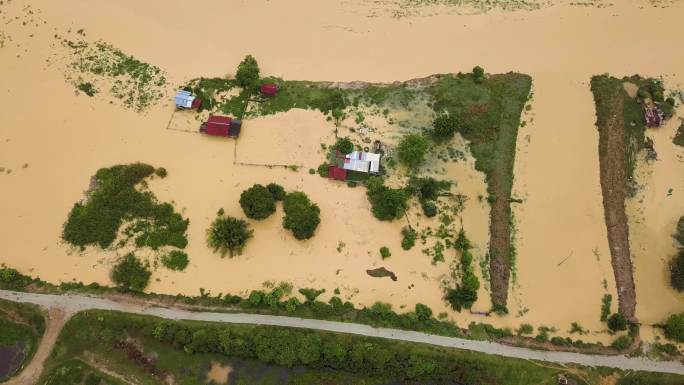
38 309 662 385
0 299 45 382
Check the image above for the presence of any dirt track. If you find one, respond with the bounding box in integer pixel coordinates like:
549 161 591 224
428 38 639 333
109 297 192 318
594 83 637 321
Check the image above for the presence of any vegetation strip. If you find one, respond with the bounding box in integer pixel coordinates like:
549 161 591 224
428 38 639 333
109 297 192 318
2 289 684 376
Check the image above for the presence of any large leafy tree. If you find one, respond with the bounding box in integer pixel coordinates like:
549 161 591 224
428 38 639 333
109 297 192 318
235 55 260 88
207 215 253 257
397 133 429 169
282 192 320 240
112 253 151 292
240 184 276 220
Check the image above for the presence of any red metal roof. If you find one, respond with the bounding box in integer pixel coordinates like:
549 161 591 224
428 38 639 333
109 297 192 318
207 115 232 125
328 166 347 181
260 83 278 97
191 98 202 109
201 115 232 136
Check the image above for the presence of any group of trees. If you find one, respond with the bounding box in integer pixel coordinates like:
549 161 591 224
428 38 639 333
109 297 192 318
444 229 480 311
282 191 321 240
111 253 151 292
366 177 410 221
670 216 684 291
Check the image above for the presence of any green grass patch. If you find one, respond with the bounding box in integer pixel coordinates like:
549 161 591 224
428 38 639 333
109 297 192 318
0 300 45 382
42 359 125 385
62 163 189 251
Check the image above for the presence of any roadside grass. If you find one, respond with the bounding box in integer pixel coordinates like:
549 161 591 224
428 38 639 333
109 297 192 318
39 310 620 385
42 359 125 385
0 299 45 382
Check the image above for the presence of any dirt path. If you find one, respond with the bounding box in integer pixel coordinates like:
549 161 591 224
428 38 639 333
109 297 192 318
593 81 638 321
0 289 682 376
5 307 71 385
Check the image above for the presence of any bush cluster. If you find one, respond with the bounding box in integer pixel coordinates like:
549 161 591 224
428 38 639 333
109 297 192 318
379 246 391 259
62 163 189 250
397 133 429 169
366 177 409 221
670 217 684 291
444 229 480 312
240 184 277 220
431 114 458 142
111 253 151 292
333 138 354 155
161 250 189 271
401 227 417 250
607 313 628 332
665 313 684 342
283 192 320 240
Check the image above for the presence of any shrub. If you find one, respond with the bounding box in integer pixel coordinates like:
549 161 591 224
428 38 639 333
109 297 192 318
674 217 684 246
317 163 329 178
240 184 277 220
665 313 684 342
397 133 429 168
155 167 168 178
401 227 417 250
600 294 612 322
161 250 189 271
611 335 632 350
431 114 458 142
420 200 437 217
235 55 260 88
207 216 253 257
607 313 628 332
282 192 320 240
670 249 684 291
472 66 485 83
266 183 286 201
445 274 479 311
248 290 264 306
308 168 316 175
366 177 409 221
415 303 433 321
111 253 151 292
299 288 325 302
379 246 391 259
516 323 534 335
77 82 97 96
333 138 354 155
408 177 451 201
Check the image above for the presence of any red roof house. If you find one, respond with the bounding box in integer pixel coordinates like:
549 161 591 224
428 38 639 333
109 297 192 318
200 115 242 137
328 166 347 181
260 83 278 97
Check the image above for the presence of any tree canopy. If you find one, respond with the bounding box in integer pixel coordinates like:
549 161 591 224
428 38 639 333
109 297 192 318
282 192 321 240
665 313 684 342
397 133 429 169
235 55 260 88
366 177 409 221
112 253 151 292
431 114 458 142
239 184 276 220
207 215 253 257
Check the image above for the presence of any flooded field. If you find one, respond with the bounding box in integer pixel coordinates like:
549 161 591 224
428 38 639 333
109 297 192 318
1 0 684 344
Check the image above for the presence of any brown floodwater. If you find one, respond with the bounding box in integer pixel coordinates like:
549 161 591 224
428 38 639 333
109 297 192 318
0 0 683 343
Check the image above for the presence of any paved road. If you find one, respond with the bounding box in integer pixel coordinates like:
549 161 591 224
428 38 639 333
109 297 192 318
2 289 683 376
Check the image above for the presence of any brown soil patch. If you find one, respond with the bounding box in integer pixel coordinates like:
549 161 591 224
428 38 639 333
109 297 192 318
622 82 639 98
207 361 232 385
596 86 637 321
488 169 512 310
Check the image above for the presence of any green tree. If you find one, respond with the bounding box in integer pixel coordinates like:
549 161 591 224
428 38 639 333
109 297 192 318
334 137 354 155
239 184 276 220
266 183 286 201
379 246 391 259
207 215 253 257
415 303 433 321
670 249 684 291
322 340 347 368
298 334 322 365
401 227 417 250
607 313 628 332
366 177 409 221
397 133 429 168
161 250 189 271
431 114 458 142
665 313 684 342
235 55 260 88
282 192 321 240
111 253 151 292
473 65 485 83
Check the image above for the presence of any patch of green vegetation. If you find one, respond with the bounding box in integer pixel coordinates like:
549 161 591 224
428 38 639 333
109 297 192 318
601 294 613 322
160 250 189 271
62 163 189 251
397 133 429 169
444 229 480 311
112 253 151 292
282 192 321 240
43 310 614 385
401 227 417 250
0 300 45 382
207 215 253 257
42 359 125 385
240 184 277 220
62 39 166 111
366 177 410 221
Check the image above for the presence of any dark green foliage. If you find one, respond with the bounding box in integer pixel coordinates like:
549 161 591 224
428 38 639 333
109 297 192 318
665 313 684 342
77 82 97 96
379 246 391 259
366 177 409 221
299 288 325 302
266 183 286 201
674 122 684 147
674 216 684 247
239 184 277 220
160 250 189 271
42 360 124 385
611 335 632 350
607 313 628 332
446 230 480 311
235 55 260 88
408 176 451 201
333 138 354 155
207 215 253 257
617 373 684 385
472 66 485 83
420 200 437 217
414 303 432 321
282 192 321 240
516 323 533 335
601 294 612 322
431 114 459 141
397 133 429 168
317 163 329 177
62 163 188 250
401 227 417 250
154 167 167 178
111 253 151 292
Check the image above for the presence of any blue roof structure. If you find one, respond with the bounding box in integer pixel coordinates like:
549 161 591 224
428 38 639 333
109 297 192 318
174 90 196 108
